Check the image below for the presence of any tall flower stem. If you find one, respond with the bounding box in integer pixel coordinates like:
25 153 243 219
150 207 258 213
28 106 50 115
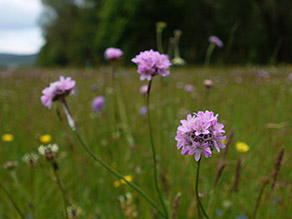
51 162 70 219
204 43 216 66
0 181 25 219
146 79 168 218
60 99 165 217
196 161 209 219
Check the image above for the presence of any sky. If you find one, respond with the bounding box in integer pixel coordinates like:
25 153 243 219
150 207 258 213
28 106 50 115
0 0 44 55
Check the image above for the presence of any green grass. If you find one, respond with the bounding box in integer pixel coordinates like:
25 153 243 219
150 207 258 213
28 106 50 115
0 66 291 218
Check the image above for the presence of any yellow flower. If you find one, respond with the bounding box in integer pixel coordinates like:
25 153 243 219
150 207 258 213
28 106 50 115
236 142 250 153
40 134 52 144
114 175 133 188
2 134 14 142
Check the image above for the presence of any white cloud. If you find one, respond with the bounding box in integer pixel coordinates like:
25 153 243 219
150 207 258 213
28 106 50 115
0 28 44 54
0 0 44 54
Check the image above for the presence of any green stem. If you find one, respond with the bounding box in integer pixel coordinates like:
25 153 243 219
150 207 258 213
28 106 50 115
156 31 164 54
60 100 165 217
0 181 25 219
73 129 165 217
51 162 70 219
204 43 216 66
196 161 209 219
146 79 168 218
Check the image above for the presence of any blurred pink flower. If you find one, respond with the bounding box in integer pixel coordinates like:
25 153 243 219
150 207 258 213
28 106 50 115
41 76 76 109
104 47 123 60
140 84 149 95
209 36 224 48
184 84 194 93
92 96 105 112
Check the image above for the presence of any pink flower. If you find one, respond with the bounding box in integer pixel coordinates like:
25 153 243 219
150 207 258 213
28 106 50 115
209 36 224 48
131 49 171 81
139 84 149 95
104 47 123 60
175 110 226 161
41 76 76 109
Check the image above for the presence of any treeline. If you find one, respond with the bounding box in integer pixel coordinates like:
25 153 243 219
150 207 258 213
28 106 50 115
38 0 292 66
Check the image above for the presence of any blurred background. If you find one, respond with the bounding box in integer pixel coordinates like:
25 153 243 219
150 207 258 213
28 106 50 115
1 0 292 67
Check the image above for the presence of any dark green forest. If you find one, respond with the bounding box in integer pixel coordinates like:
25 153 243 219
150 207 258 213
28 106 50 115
38 0 292 66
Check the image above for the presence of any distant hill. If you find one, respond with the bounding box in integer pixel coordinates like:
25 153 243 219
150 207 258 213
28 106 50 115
0 53 38 67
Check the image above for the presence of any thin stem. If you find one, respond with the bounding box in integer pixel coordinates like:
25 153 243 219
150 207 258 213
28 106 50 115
73 129 165 217
0 181 25 219
51 162 70 219
204 43 216 66
156 31 164 54
146 79 168 218
252 180 268 219
60 98 165 217
196 161 209 219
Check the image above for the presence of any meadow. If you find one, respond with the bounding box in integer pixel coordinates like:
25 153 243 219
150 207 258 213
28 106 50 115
0 65 291 218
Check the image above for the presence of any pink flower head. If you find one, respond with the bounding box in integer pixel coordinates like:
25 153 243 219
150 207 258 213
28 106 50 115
41 76 76 109
184 84 194 93
131 49 171 81
209 36 224 48
104 47 123 60
175 110 226 161
139 84 149 95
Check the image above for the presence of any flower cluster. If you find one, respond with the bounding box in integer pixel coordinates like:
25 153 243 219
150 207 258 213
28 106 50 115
3 161 18 171
131 49 171 81
175 111 226 161
41 76 76 109
209 36 224 48
38 144 59 161
104 47 123 60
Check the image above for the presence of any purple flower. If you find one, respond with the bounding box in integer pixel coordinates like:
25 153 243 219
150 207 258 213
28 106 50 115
257 70 270 79
209 36 224 48
41 76 76 109
140 84 149 95
92 96 105 112
175 110 226 161
104 47 123 60
184 84 194 93
131 49 171 81
139 106 147 115
287 73 292 81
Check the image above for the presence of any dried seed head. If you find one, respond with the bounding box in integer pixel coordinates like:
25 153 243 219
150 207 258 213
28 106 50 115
38 144 59 162
22 153 39 167
3 161 18 171
67 206 81 219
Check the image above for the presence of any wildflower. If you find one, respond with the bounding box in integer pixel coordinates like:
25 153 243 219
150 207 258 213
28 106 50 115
204 79 213 89
184 84 194 93
139 106 147 115
2 133 14 142
40 134 52 144
209 36 224 48
92 96 105 112
287 73 292 81
257 70 270 80
221 139 227 145
114 175 133 188
41 76 76 109
104 47 123 61
22 153 39 167
67 205 82 219
131 49 171 81
235 142 250 153
3 161 18 171
139 84 149 95
175 110 226 161
38 144 59 161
